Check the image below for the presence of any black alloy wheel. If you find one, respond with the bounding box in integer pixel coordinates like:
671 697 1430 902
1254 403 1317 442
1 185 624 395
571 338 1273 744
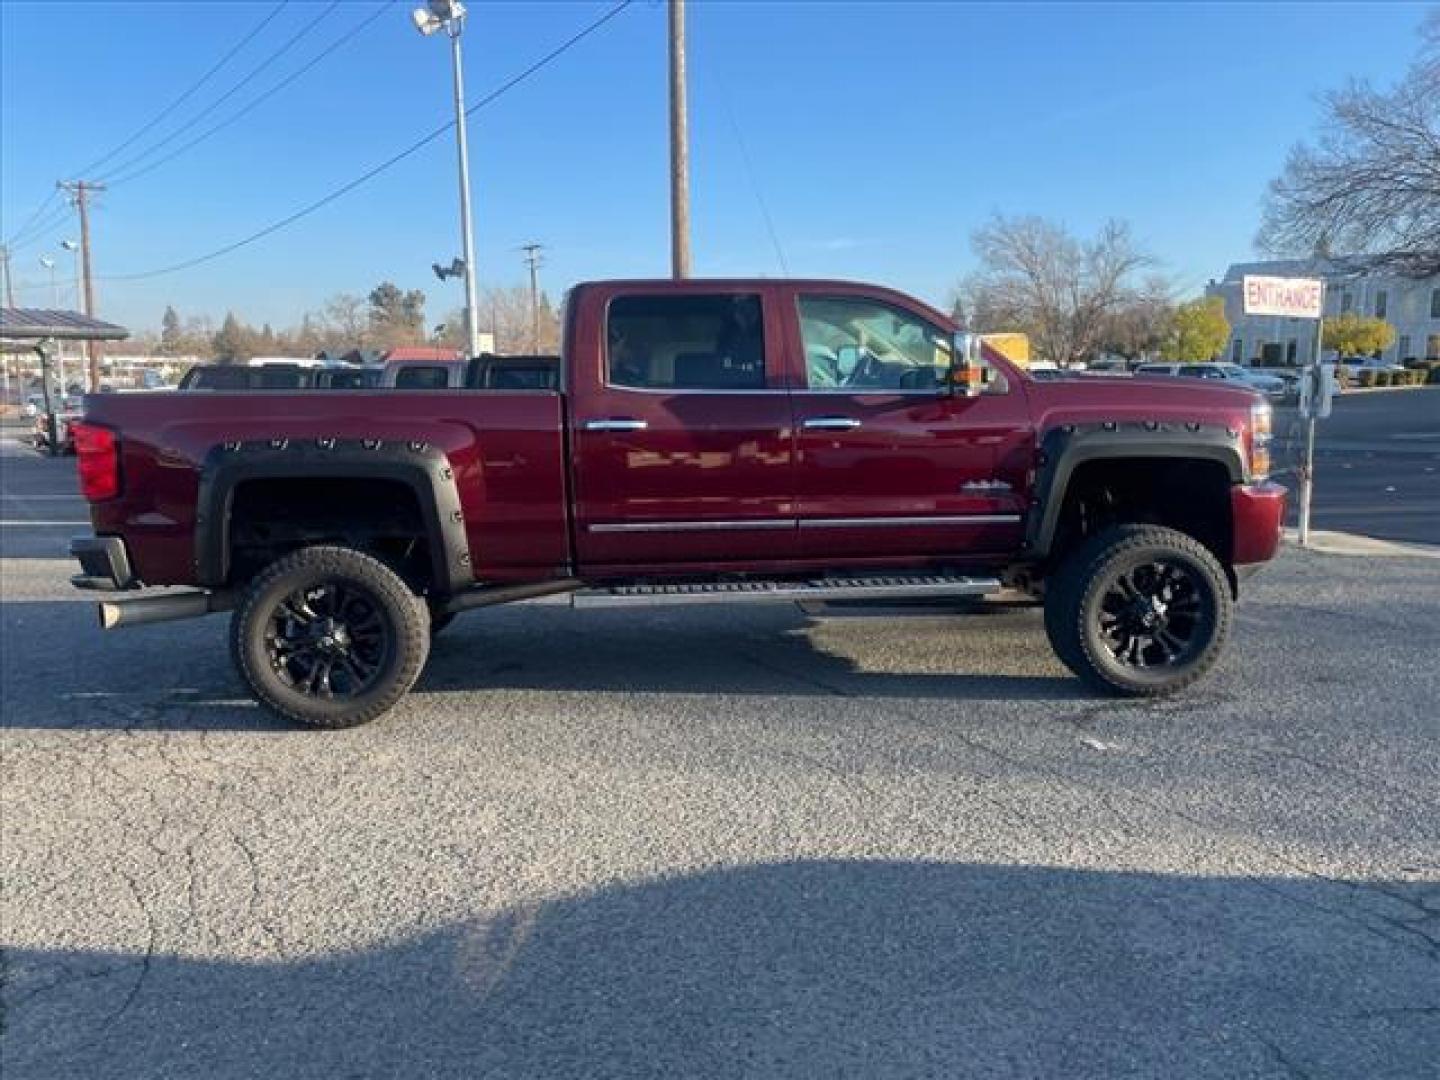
1044 524 1232 697
231 546 429 728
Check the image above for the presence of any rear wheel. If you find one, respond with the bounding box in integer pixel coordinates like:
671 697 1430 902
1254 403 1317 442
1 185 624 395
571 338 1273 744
1044 524 1231 697
230 545 429 728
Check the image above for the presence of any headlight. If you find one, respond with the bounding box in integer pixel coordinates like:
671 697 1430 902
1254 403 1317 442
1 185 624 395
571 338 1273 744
1250 400 1272 480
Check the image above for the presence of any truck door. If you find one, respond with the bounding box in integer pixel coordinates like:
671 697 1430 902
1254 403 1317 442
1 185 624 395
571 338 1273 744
570 287 797 568
785 290 1031 560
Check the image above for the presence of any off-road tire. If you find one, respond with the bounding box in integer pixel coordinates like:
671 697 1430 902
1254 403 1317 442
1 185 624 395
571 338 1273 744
1043 524 1232 697
230 545 430 728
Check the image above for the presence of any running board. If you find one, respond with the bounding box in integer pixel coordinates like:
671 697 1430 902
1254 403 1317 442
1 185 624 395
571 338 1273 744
570 574 1002 609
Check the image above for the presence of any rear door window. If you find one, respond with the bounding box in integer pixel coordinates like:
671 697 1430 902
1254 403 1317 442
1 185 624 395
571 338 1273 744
606 294 767 390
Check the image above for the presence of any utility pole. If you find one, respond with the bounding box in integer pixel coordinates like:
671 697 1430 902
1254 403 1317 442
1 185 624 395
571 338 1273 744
0 245 14 307
668 0 691 278
58 180 106 391
520 243 544 352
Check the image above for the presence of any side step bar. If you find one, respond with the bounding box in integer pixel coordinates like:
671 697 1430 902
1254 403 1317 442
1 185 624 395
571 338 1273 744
570 574 1002 609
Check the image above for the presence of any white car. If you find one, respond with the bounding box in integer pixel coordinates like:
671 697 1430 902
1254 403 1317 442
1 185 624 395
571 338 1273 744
1135 362 1290 399
1341 356 1404 374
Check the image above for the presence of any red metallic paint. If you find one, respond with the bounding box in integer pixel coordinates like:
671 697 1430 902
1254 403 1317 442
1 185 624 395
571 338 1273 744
1231 481 1288 566
773 281 1032 557
75 279 1284 592
80 390 568 585
567 282 798 564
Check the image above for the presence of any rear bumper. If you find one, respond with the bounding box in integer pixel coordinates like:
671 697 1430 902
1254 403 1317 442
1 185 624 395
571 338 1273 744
1231 481 1287 569
70 535 137 591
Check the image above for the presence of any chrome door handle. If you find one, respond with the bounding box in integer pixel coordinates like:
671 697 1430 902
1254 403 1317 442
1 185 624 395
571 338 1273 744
583 418 648 432
802 416 862 431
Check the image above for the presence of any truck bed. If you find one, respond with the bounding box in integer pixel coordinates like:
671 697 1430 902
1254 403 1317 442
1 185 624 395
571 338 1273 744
80 389 570 587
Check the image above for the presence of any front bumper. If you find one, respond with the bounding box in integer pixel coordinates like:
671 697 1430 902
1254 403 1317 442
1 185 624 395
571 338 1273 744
70 535 137 591
1231 481 1288 568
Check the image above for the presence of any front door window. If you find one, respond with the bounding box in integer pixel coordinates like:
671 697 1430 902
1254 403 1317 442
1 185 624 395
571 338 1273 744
797 297 953 392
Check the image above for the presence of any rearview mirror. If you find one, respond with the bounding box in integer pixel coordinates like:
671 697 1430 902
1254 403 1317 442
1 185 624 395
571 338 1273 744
950 333 984 397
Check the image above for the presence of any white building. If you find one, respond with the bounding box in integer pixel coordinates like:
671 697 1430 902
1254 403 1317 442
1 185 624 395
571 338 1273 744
1206 258 1440 367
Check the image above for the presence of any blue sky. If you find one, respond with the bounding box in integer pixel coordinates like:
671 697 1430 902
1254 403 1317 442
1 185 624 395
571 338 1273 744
0 0 1429 332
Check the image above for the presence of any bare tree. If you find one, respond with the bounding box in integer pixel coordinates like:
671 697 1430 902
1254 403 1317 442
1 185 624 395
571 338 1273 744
438 285 561 354
1099 276 1176 362
1258 13 1440 276
322 293 369 349
956 215 1152 366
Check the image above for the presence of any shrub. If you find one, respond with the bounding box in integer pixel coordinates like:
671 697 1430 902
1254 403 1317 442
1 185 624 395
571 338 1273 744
1429 367 1440 385
1379 371 1395 387
1358 369 1376 388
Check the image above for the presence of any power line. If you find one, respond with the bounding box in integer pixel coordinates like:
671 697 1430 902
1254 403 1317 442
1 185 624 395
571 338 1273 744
2 189 60 249
4 197 71 252
97 2 339 184
78 1 290 177
108 2 396 188
103 0 635 284
2 3 288 254
703 60 789 275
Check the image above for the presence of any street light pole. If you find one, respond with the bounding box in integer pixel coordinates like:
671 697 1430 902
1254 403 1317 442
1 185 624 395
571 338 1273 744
412 1 482 360
668 0 691 278
40 256 65 395
448 20 481 359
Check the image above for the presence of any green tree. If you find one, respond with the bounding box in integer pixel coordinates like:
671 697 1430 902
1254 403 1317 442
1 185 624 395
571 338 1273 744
367 282 426 347
1322 312 1396 359
160 305 183 356
212 312 256 363
1162 296 1230 361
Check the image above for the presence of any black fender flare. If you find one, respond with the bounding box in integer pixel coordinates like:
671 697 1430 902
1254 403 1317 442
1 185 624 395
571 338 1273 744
1025 422 1247 562
194 438 473 595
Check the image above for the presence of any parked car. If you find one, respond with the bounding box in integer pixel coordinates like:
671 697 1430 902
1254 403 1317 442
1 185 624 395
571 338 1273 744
32 406 79 454
179 364 313 390
378 357 469 389
1340 356 1404 375
69 278 1285 727
1135 362 1288 400
1084 359 1136 375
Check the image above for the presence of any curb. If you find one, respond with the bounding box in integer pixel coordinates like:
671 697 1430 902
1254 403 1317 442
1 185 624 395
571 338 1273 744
1338 384 1436 395
1284 528 1440 559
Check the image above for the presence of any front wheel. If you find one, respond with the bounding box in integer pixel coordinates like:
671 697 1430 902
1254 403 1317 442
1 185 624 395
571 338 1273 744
230 546 430 728
1044 524 1232 697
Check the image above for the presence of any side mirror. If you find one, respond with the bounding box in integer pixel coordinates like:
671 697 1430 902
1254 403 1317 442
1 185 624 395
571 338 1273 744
950 333 984 398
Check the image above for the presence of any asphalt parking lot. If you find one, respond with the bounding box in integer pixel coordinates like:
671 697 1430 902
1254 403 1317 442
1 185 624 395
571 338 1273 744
1273 387 1440 545
3 408 1438 1079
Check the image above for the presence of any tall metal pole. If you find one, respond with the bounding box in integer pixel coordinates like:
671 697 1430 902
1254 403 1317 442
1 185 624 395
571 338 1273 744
41 257 66 396
448 21 482 359
520 243 543 352
1297 282 1326 548
668 0 691 278
0 245 14 307
60 180 105 392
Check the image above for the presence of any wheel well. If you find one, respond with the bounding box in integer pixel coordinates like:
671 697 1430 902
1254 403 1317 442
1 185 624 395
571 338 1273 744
227 477 435 591
1049 457 1234 572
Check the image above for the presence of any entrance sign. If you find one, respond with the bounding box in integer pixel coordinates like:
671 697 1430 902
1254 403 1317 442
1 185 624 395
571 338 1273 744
1242 275 1324 319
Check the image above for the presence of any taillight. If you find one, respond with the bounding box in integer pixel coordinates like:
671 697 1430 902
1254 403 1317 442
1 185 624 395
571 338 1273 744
73 422 120 501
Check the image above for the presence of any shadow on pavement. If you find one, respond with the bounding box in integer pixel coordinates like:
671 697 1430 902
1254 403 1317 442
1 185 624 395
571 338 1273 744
1 601 1080 732
5 859 1436 1079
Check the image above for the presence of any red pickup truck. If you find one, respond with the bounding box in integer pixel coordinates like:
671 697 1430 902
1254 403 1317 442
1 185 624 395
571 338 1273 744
69 279 1285 727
